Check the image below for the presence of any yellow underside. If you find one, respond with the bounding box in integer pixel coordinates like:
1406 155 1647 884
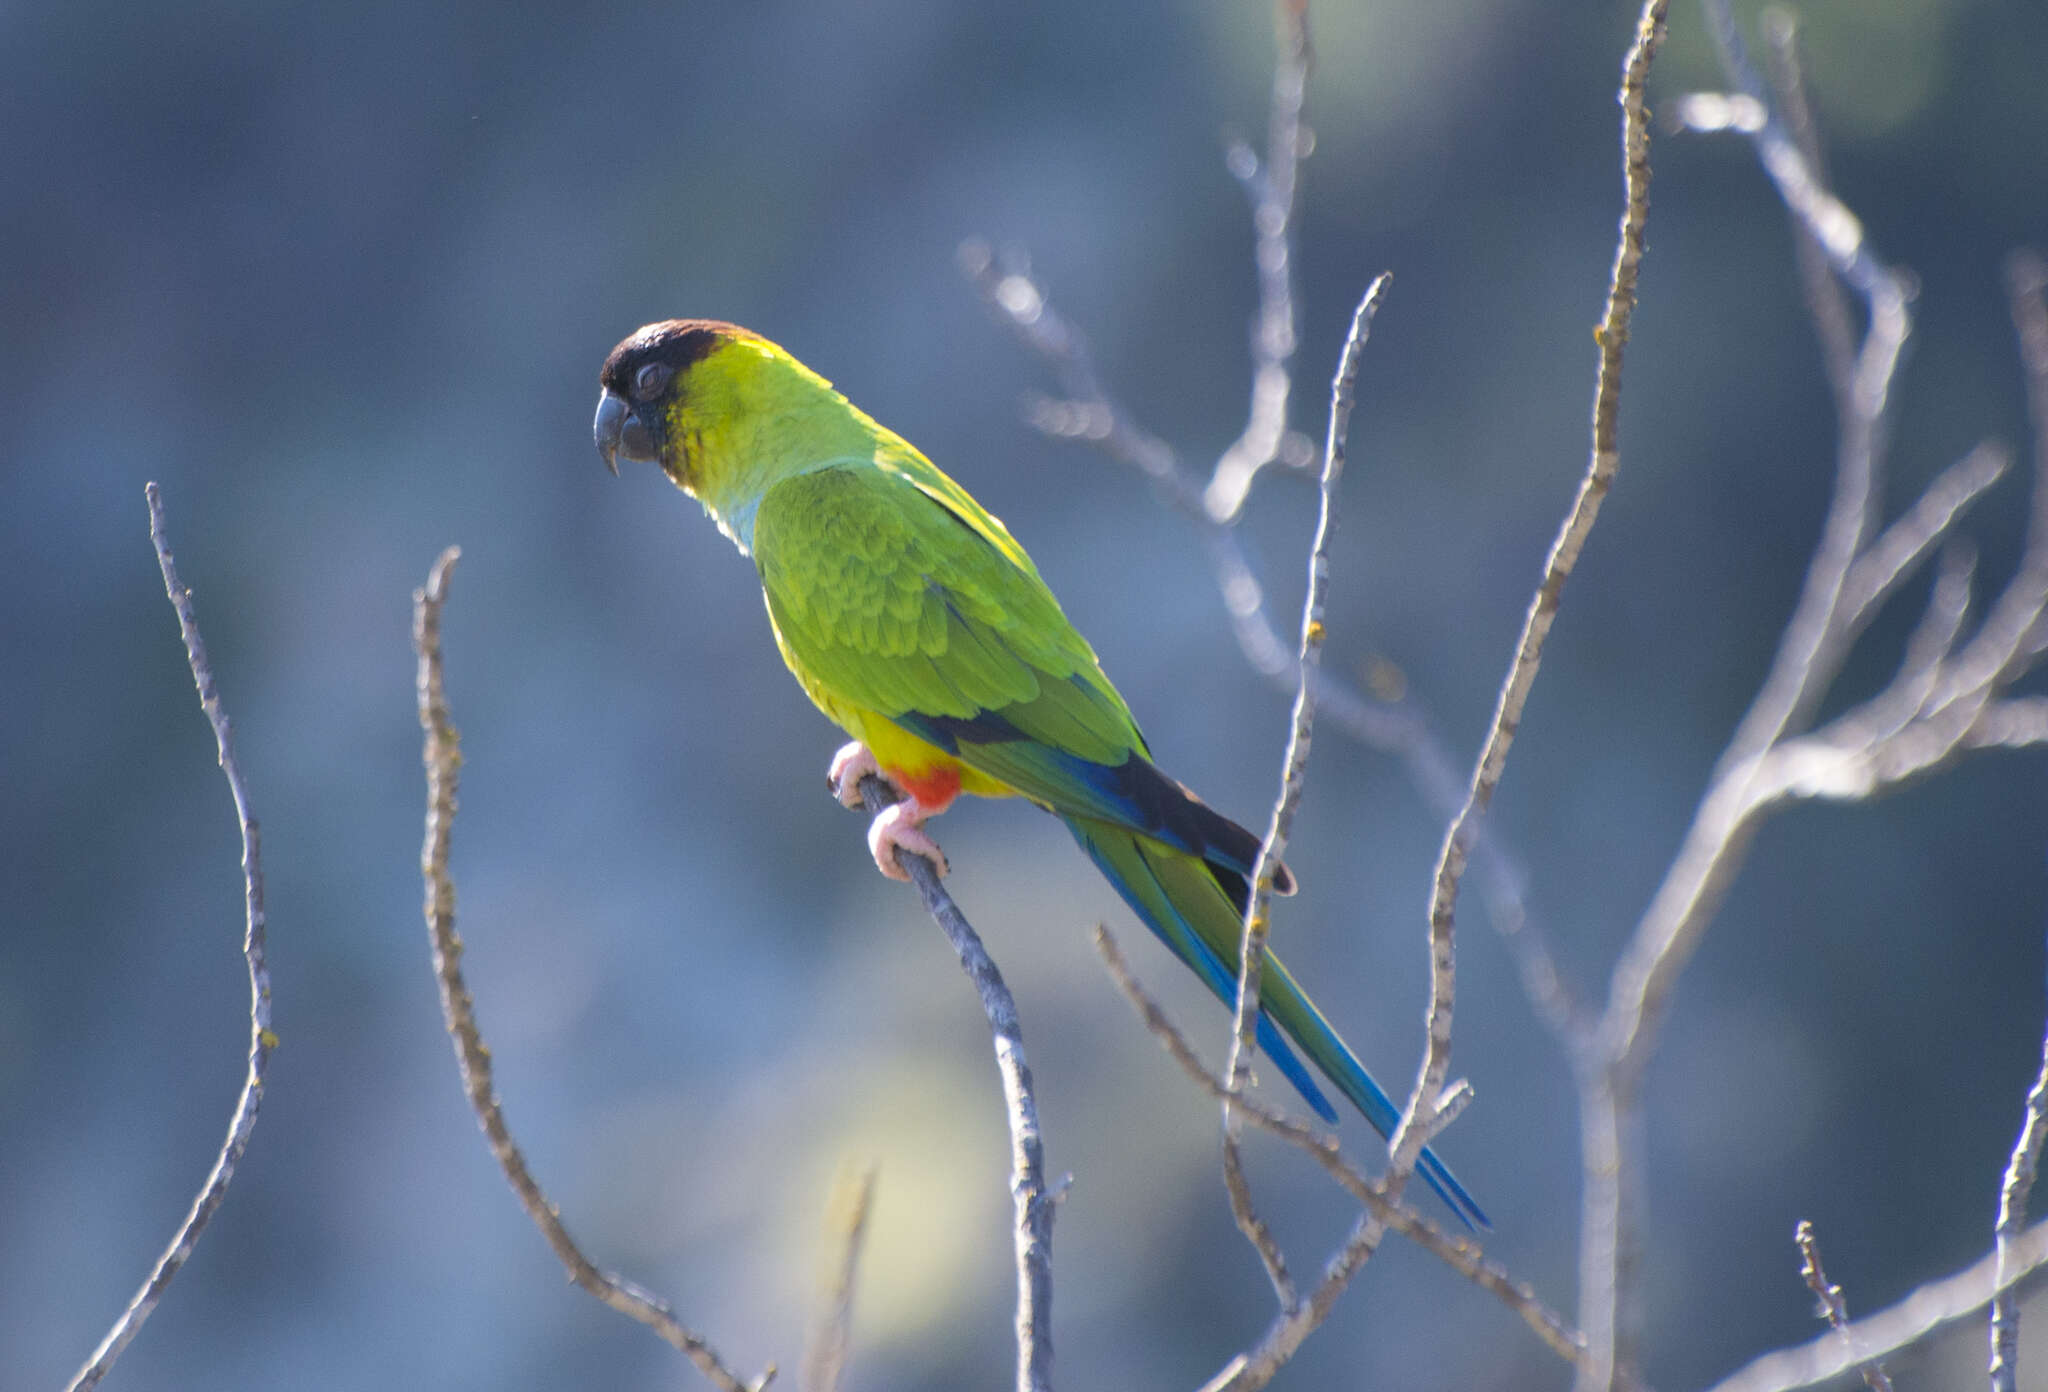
855 709 1015 799
774 621 1014 800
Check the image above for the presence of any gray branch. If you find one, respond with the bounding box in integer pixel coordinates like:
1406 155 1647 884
67 485 277 1392
854 776 1056 1392
412 547 768 1392
1794 1220 1894 1392
1991 1015 2048 1392
1703 1218 2048 1392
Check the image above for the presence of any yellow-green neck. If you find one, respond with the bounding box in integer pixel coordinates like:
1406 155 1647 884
663 338 885 552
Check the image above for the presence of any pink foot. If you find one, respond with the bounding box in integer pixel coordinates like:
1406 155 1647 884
827 741 885 809
868 799 950 881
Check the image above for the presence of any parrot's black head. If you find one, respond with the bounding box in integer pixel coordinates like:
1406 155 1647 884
593 319 756 476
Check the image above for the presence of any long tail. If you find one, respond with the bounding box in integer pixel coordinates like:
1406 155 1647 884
1066 815 1489 1232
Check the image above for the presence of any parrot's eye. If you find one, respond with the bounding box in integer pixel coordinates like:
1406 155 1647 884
633 361 674 401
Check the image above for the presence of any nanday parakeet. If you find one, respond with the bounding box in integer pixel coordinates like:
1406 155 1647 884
592 318 1486 1231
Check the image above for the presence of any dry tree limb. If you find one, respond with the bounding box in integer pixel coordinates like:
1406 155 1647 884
1210 275 1389 1341
1991 1014 2048 1392
67 484 277 1392
412 547 768 1392
1401 0 1669 1202
801 1167 877 1392
1209 11 1325 1311
853 775 1056 1392
1207 0 1313 525
1793 1220 1893 1392
1094 926 1588 1371
1565 9 2048 1390
1755 10 1856 393
1221 1108 1297 1317
1703 1218 2048 1392
1333 8 1674 1390
1690 0 1913 781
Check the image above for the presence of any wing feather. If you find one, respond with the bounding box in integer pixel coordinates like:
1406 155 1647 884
753 461 1293 891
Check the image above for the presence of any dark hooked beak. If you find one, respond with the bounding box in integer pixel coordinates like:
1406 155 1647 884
592 389 658 477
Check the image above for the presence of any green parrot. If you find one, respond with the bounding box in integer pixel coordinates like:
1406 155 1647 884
593 318 1485 1230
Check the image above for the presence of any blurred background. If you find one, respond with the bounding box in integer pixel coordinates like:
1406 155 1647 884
4 0 2046 1387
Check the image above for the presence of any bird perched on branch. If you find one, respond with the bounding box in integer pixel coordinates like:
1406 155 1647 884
593 318 1486 1230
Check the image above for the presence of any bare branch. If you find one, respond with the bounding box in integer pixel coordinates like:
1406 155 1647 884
1837 443 2008 630
854 775 1055 1392
1844 540 1978 746
1964 696 2048 751
412 547 767 1392
1220 1120 1299 1313
1940 251 2048 695
1210 277 1388 1372
1576 19 2048 1392
1794 1220 1893 1392
1092 928 1587 1371
1703 1218 2048 1392
1228 274 1388 1103
1756 10 1857 395
1207 0 1312 524
1696 0 1914 772
1407 0 1669 1207
1198 288 1409 1392
68 485 277 1392
801 1167 877 1392
958 240 1199 518
1605 0 1931 1095
1991 1015 2048 1392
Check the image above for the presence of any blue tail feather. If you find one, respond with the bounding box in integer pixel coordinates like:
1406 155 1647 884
1067 815 1489 1232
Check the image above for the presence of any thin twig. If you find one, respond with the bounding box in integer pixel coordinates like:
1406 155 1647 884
1703 1218 2048 1392
1094 927 1587 1369
1696 0 1913 776
1756 10 1857 404
802 1167 877 1392
855 775 1055 1392
1837 443 2009 629
412 547 767 1392
1204 279 1389 1388
68 485 276 1392
1404 0 1667 1199
1991 1012 2048 1392
1581 15 2048 1392
1222 1116 1297 1312
1794 1220 1894 1392
1207 0 1312 523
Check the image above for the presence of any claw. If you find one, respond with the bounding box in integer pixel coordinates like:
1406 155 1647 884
869 800 950 880
826 740 954 878
828 741 888 809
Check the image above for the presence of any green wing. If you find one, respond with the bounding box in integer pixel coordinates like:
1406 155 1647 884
752 458 1141 772
752 458 1292 883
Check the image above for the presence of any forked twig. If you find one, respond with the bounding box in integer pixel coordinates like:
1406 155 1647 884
1207 0 1314 524
1794 1220 1893 1392
1401 0 1668 1199
1705 1218 2048 1392
412 547 767 1392
1095 927 1587 1369
1565 7 2048 1389
1214 272 1388 1312
67 485 276 1392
